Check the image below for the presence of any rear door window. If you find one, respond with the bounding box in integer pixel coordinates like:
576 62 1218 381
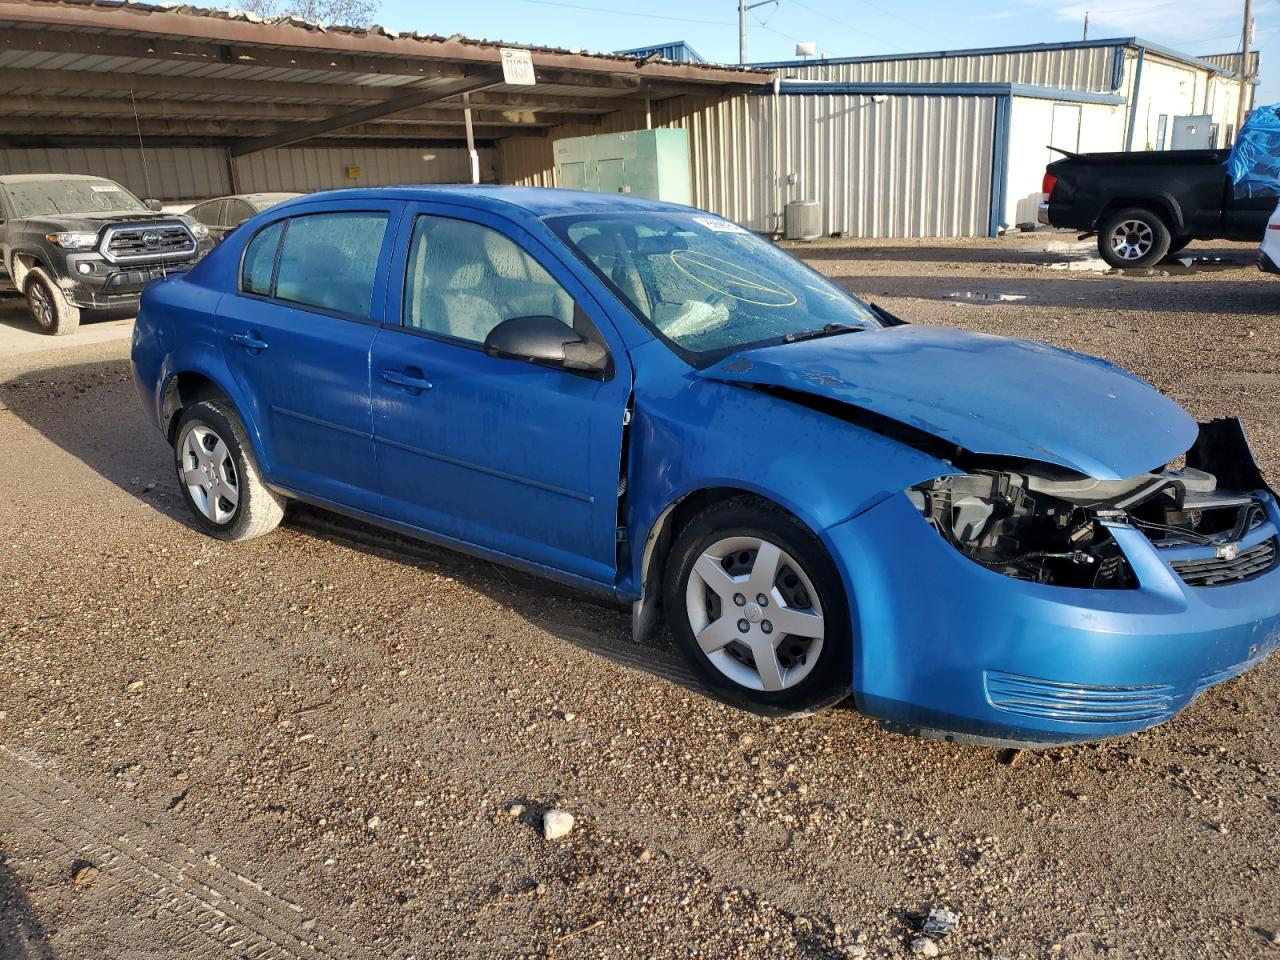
274 212 388 319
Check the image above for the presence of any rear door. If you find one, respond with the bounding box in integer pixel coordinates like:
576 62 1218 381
370 203 632 583
219 200 401 513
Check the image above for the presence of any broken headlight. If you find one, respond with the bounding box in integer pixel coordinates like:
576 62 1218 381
908 468 1136 589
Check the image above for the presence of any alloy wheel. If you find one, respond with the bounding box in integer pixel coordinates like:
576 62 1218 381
684 535 826 692
28 282 53 328
1109 219 1155 261
180 424 240 524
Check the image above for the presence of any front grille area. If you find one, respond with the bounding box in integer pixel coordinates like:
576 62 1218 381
1170 537 1277 587
103 223 196 262
984 670 1174 724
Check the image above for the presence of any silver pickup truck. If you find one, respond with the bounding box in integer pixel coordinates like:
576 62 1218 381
0 174 212 335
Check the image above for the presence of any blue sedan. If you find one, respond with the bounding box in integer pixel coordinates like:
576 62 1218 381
131 186 1280 747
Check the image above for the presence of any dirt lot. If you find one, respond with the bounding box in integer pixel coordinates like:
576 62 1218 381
1 231 1278 960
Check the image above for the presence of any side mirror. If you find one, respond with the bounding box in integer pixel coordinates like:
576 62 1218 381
145 198 163 212
483 314 609 378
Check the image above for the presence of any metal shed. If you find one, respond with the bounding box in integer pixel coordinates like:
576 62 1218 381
0 0 767 202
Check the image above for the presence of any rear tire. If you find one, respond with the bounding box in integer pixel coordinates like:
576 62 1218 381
173 399 284 542
1166 237 1192 256
24 267 80 335
663 497 852 717
1097 207 1171 269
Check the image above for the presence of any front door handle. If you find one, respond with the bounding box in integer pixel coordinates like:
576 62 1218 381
382 368 434 393
229 331 269 351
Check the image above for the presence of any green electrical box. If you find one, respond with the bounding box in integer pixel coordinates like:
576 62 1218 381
554 129 692 205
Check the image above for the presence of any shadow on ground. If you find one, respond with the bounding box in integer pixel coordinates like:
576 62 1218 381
1 356 730 700
0 855 56 960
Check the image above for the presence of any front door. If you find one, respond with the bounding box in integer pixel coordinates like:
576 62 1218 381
219 202 399 512
371 205 632 584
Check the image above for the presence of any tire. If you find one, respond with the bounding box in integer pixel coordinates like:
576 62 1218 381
1166 237 1192 256
24 267 80 335
173 399 284 542
1097 207 1172 269
663 497 852 717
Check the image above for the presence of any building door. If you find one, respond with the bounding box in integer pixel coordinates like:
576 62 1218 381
1050 104 1082 155
1171 115 1213 150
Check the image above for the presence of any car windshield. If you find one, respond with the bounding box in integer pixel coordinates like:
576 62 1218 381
547 211 880 361
4 179 147 218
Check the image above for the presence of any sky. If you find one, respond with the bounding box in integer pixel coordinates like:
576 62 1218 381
369 0 1280 103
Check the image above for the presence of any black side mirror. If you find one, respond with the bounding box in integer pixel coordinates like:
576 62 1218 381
145 198 163 212
483 315 609 378
869 302 908 327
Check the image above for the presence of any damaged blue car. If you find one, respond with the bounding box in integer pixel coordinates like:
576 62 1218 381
131 186 1280 747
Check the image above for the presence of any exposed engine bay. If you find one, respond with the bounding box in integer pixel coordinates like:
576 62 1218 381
908 422 1272 590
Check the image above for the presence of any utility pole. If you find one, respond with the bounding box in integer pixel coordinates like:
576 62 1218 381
1082 12 1089 40
1237 0 1253 136
738 0 777 65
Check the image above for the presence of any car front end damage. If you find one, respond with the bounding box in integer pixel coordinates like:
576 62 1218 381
826 419 1280 747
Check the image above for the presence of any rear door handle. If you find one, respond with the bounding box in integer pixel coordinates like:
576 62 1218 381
229 332 269 351
382 369 434 393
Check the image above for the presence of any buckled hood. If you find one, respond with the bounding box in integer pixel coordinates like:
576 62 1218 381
699 325 1198 480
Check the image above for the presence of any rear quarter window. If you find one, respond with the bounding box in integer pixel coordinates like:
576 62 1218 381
241 220 283 297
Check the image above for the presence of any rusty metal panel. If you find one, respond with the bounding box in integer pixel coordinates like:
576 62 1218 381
0 144 229 201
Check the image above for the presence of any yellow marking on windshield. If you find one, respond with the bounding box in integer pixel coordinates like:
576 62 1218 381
669 250 798 307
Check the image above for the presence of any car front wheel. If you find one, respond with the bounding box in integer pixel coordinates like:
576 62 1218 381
663 498 852 717
24 267 80 336
173 400 284 542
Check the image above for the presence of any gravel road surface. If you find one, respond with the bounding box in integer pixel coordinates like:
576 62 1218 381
1 232 1278 960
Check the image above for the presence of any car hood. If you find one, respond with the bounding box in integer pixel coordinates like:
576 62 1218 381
698 325 1198 480
22 213 187 232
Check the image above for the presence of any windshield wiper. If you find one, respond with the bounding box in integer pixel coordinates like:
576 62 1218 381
783 322 864 344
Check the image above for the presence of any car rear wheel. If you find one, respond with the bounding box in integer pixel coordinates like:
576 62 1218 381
1097 207 1171 269
173 399 284 542
663 497 851 717
24 267 80 336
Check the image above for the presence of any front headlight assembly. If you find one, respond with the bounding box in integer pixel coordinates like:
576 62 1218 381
189 221 210 240
45 231 99 250
908 467 1137 589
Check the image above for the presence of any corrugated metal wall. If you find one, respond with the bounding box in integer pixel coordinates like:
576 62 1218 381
0 145 230 201
0 144 498 202
1199 51 1258 75
501 92 997 238
232 145 496 194
770 46 1118 91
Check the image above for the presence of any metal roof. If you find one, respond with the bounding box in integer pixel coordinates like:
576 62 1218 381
0 0 770 151
752 37 1250 81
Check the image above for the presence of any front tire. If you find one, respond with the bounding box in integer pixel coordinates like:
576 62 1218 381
663 497 852 717
1097 207 1171 268
24 267 80 335
173 400 284 542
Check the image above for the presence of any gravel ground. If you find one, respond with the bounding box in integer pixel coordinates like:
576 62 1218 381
1 231 1278 960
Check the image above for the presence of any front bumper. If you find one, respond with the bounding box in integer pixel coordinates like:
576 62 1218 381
60 252 197 309
826 489 1280 747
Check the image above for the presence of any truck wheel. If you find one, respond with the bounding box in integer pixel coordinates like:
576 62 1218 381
1097 208 1171 269
24 267 81 335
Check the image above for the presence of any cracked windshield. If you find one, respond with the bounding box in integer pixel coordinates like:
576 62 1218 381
551 212 880 357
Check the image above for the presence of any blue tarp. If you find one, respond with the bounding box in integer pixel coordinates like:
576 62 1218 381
1227 105 1280 198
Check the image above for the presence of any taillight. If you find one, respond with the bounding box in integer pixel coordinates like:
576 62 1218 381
1041 172 1058 197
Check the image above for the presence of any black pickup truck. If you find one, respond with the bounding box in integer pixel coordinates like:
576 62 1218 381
0 173 212 335
1038 149 1275 268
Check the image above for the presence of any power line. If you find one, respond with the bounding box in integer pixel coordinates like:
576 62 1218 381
852 0 957 46
787 0 898 50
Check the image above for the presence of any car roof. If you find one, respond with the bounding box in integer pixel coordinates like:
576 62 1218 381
274 184 701 219
0 173 123 185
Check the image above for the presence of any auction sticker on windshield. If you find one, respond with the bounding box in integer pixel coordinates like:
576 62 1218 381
692 216 747 233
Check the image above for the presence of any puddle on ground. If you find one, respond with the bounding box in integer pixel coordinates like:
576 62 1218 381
1044 253 1250 275
948 291 1028 303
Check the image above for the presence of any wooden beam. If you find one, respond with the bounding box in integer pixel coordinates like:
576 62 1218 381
228 77 501 156
0 116 530 140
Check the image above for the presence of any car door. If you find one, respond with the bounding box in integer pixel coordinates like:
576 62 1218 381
371 205 632 585
219 201 401 514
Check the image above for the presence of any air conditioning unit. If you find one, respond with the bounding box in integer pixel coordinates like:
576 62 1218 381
784 199 822 241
